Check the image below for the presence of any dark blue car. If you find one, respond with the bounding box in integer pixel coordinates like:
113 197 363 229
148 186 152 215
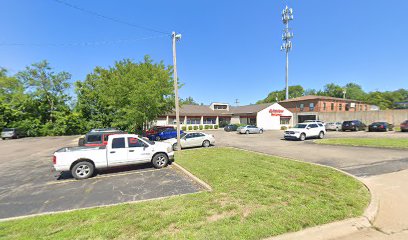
148 128 184 141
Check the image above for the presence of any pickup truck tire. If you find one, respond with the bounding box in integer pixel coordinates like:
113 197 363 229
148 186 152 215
71 161 94 180
152 153 168 169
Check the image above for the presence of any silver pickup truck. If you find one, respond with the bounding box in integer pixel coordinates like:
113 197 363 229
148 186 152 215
53 134 174 179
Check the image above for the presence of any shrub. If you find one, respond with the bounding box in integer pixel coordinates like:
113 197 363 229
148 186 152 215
188 126 193 131
214 125 219 129
193 126 198 130
181 126 187 131
199 125 204 130
209 125 213 129
204 125 210 129
281 126 288 130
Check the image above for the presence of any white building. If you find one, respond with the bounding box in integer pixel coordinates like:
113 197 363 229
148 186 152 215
155 102 293 130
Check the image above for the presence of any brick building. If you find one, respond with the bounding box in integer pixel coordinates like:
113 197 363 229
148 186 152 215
278 95 369 123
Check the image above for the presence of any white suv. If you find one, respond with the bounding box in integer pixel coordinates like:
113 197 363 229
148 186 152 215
284 123 326 141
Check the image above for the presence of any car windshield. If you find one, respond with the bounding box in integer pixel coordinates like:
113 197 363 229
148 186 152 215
180 133 187 138
372 122 385 125
293 124 307 128
2 128 14 132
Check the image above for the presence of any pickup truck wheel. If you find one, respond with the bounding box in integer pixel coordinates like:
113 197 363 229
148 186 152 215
72 162 94 180
152 153 168 169
318 131 325 139
299 133 306 141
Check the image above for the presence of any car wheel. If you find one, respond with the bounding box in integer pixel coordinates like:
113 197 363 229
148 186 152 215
155 136 161 141
172 143 178 151
259 129 263 134
202 140 210 148
245 130 249 135
318 131 324 139
71 161 94 180
1 138 5 140
152 153 169 169
299 133 306 141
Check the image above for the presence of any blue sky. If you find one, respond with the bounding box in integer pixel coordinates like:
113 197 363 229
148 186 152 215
1 0 407 105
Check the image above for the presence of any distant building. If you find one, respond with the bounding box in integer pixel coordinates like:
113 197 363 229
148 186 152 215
155 102 293 130
395 100 408 109
278 95 370 123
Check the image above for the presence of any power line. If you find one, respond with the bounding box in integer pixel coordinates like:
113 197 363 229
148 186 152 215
52 0 171 35
0 34 170 47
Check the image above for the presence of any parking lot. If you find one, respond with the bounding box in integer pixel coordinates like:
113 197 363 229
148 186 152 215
206 129 408 177
0 136 203 220
1 130 407 220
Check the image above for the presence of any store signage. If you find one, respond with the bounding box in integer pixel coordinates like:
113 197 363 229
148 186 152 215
269 109 284 116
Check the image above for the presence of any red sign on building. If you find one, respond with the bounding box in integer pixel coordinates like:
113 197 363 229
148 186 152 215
269 109 284 116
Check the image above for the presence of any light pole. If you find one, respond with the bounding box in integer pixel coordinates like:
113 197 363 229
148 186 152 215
172 31 182 150
280 6 294 100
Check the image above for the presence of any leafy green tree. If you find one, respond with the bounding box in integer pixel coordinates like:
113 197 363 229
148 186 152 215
76 56 175 132
344 83 367 100
320 83 344 98
16 60 72 124
257 85 304 103
180 96 198 105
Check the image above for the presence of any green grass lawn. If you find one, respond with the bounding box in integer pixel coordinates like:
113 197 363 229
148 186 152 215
0 148 369 240
316 138 408 149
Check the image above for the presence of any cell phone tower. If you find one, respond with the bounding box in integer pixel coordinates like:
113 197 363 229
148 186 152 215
280 5 294 100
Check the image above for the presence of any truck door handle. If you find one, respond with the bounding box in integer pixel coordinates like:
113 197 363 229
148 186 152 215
110 151 116 154
129 150 134 152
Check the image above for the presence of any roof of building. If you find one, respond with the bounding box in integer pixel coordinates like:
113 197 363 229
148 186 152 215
230 103 273 114
168 102 276 116
278 95 366 103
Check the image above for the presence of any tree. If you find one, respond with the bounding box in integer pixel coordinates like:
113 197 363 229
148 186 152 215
16 60 71 124
180 96 198 105
320 83 344 98
344 83 366 101
257 85 304 103
76 56 175 132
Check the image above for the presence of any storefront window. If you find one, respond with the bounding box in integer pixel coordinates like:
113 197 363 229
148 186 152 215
339 104 343 111
187 118 201 124
280 117 291 125
203 117 216 124
331 103 334 111
168 117 176 125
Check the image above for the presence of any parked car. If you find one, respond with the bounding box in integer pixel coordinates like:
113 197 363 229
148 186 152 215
325 122 342 131
80 129 127 147
143 126 174 137
224 124 238 132
165 132 215 150
53 134 174 180
341 120 366 131
1 128 25 140
148 128 184 141
401 120 408 132
368 122 394 132
237 125 264 134
284 123 326 141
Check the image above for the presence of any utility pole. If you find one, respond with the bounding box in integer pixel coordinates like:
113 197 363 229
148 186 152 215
172 31 182 150
280 6 294 100
235 99 240 106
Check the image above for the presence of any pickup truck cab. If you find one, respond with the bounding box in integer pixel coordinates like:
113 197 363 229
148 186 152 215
284 123 326 141
53 134 174 179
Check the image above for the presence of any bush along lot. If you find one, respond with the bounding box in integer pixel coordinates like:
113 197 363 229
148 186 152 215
0 148 370 240
316 138 408 149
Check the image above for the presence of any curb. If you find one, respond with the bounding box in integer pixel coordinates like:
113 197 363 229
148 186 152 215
172 162 213 191
311 139 408 151
223 147 379 240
